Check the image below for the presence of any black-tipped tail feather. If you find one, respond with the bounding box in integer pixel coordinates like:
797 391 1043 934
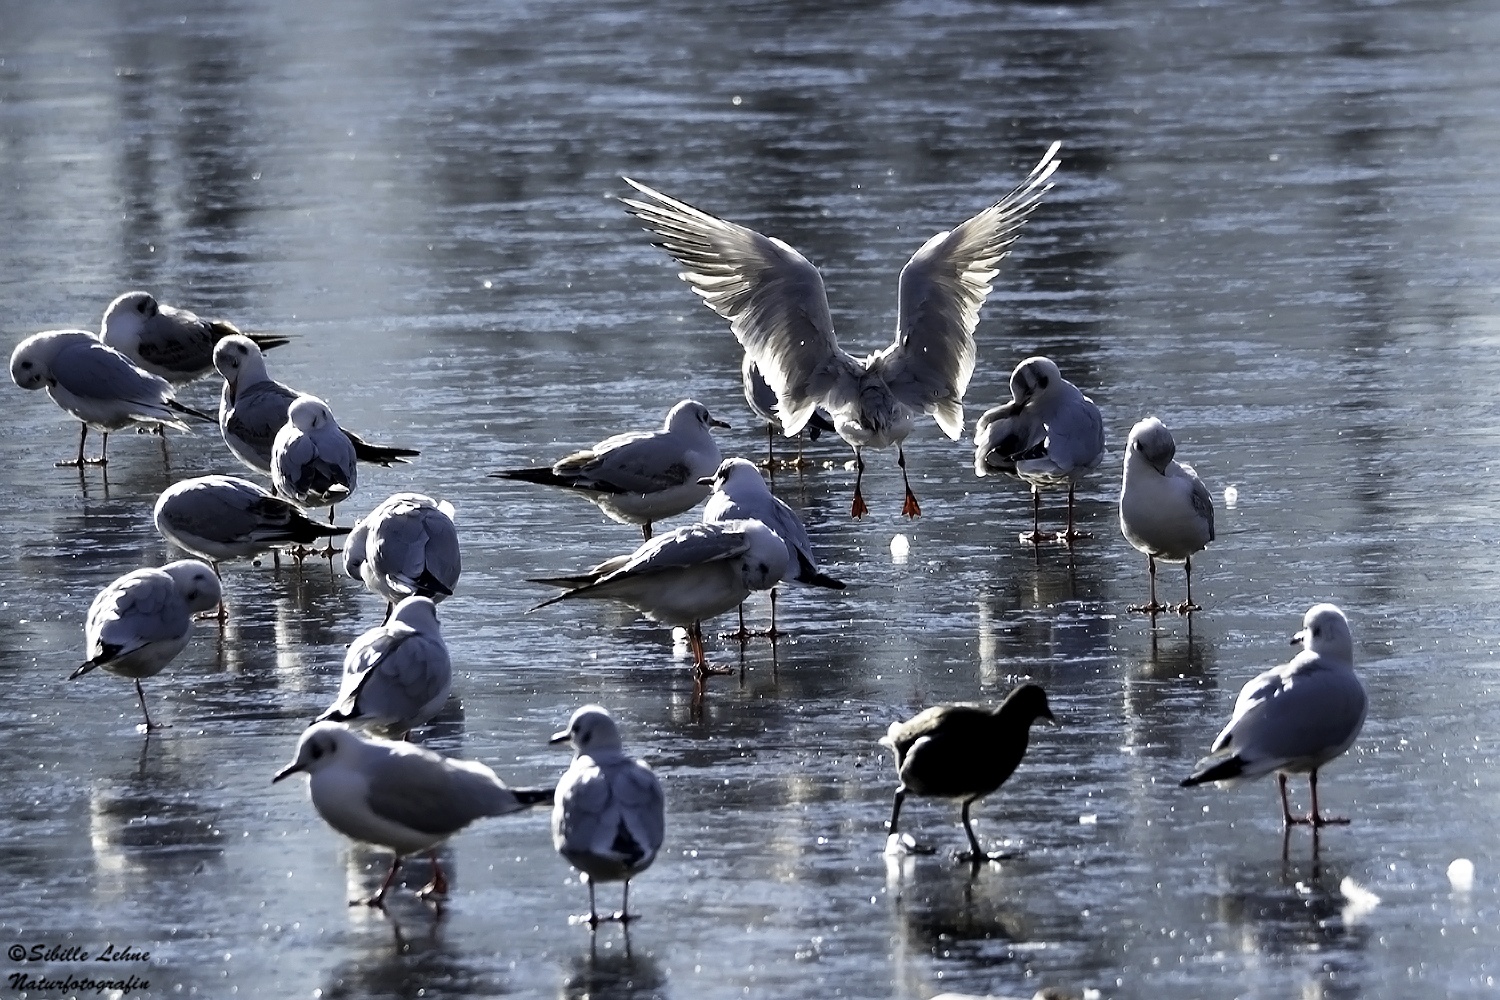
509 786 556 808
794 550 846 590
167 398 218 423
1180 755 1246 788
344 429 420 466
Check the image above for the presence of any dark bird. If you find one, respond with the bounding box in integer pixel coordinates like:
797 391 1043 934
880 683 1057 862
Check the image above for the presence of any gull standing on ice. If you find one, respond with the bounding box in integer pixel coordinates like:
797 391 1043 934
622 141 1061 519
742 354 836 469
344 493 461 620
273 722 553 907
1119 416 1215 614
490 399 729 541
550 705 665 927
99 290 288 383
315 596 452 740
881 683 1057 862
1181 604 1367 828
10 330 216 466
71 559 222 730
271 394 359 521
213 334 418 476
155 475 352 592
528 518 788 678
973 356 1104 543
700 457 844 638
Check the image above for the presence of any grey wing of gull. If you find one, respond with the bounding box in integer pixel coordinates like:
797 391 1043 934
160 482 269 543
972 399 1037 476
708 493 811 572
610 760 665 860
612 523 750 578
1188 473 1216 542
363 748 502 837
91 575 186 652
879 142 1060 438
138 315 215 376
380 508 460 595
343 517 370 581
1046 393 1105 474
622 178 860 437
225 379 297 468
1215 659 1366 763
556 762 613 853
54 341 174 409
577 436 696 493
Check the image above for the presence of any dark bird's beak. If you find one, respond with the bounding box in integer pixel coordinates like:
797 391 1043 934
271 761 304 783
1290 629 1306 646
1042 710 1061 728
548 730 571 745
697 475 714 487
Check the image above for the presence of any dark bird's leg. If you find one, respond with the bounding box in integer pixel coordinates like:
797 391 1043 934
850 449 869 518
1176 555 1202 614
57 423 88 467
885 786 935 854
587 876 601 928
641 522 653 542
356 857 402 908
1307 769 1349 827
416 851 449 899
1129 554 1168 615
95 431 110 466
617 880 635 924
898 446 921 519
720 604 752 643
760 423 776 472
134 681 169 731
382 601 394 625
956 795 1013 863
887 787 906 835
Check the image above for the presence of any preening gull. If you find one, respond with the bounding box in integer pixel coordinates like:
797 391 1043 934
490 399 728 541
99 290 288 383
71 559 222 730
271 394 359 518
1181 604 1367 828
315 596 452 740
344 492 461 620
528 518 788 678
881 683 1057 862
11 329 215 466
622 141 1060 518
974 356 1104 543
213 334 418 476
273 722 553 906
550 705 665 926
1119 416 1215 614
700 457 844 638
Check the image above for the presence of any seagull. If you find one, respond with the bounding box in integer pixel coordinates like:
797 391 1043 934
528 518 788 678
742 354 836 470
974 356 1104 544
490 399 729 541
10 329 216 466
273 722 554 907
154 475 352 597
621 141 1060 519
1119 416 1215 614
315 596 452 740
880 683 1057 862
213 334 418 476
271 394 359 520
99 290 289 384
550 705 665 927
344 492 461 621
70 559 222 731
1181 604 1367 828
700 457 845 638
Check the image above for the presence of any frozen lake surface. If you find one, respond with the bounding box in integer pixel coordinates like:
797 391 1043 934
1 1 1498 997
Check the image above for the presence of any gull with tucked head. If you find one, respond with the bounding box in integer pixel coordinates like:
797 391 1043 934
623 141 1060 519
1119 416 1215 614
550 705 665 927
99 290 288 384
11 329 216 466
344 492 461 621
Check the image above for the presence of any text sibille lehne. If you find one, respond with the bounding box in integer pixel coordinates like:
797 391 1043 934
10 943 150 963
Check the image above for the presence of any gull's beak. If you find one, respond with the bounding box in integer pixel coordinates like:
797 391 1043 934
1290 629 1306 647
697 475 714 487
271 761 304 783
710 417 731 429
549 729 572 745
